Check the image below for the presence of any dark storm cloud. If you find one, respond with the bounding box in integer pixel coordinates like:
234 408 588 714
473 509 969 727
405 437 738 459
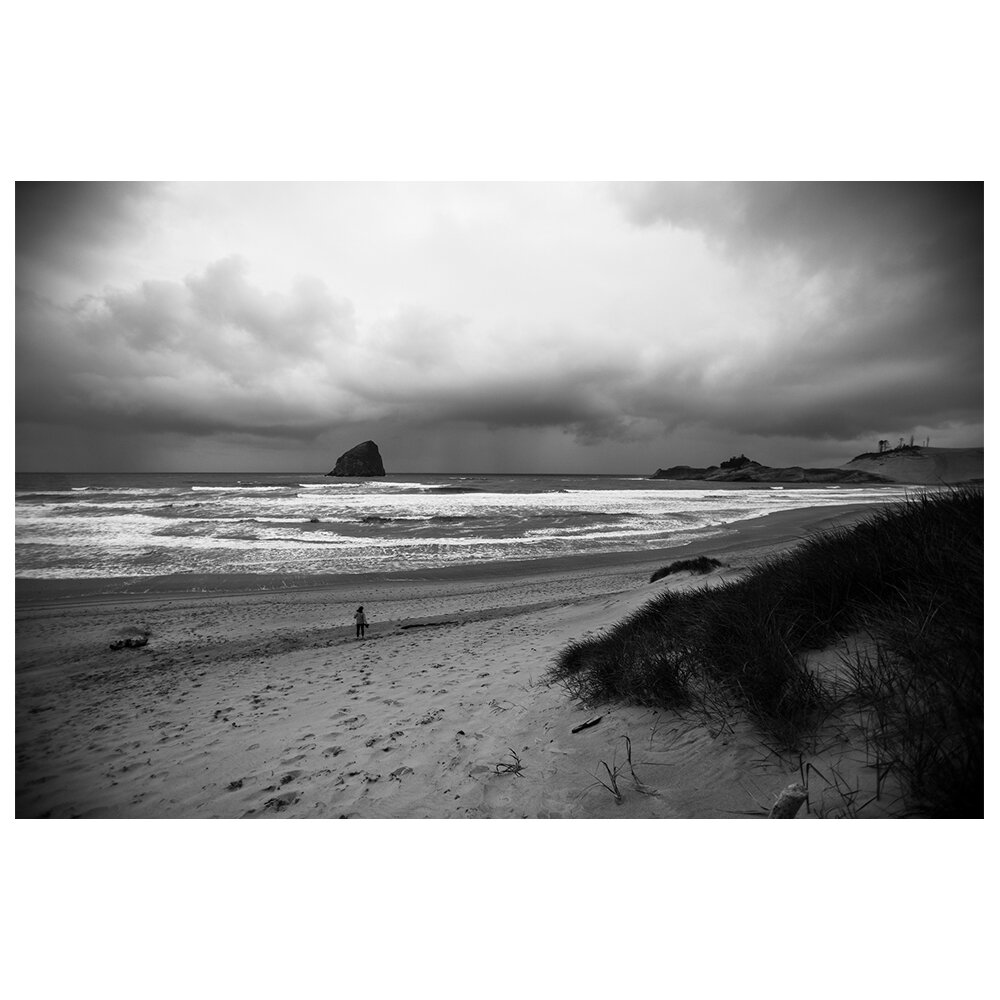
16 258 359 440
616 182 982 278
611 181 983 442
16 181 161 280
340 332 633 431
626 351 979 442
15 255 632 445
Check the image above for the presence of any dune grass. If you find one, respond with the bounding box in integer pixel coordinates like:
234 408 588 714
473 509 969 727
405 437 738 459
548 488 983 817
649 556 723 583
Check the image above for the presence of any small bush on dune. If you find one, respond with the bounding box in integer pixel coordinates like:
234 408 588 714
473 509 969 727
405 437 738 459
550 488 983 816
649 556 723 583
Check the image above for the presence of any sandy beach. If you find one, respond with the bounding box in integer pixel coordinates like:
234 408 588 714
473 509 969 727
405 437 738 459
16 503 895 819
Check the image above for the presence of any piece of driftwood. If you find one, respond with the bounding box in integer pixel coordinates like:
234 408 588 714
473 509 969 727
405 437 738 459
571 716 603 734
768 782 807 818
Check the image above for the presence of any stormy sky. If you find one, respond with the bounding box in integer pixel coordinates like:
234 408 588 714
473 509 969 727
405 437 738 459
15 181 983 473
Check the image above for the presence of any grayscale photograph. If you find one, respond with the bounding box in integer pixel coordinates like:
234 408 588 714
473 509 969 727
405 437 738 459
15 181 983 820
7 5 992 998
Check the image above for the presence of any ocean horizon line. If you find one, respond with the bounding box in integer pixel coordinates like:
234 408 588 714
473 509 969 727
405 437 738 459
15 470 652 478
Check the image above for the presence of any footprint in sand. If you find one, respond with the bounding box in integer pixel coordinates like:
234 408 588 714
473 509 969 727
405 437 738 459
247 791 300 815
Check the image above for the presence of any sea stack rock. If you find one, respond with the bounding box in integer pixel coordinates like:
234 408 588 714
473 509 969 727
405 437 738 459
327 440 386 477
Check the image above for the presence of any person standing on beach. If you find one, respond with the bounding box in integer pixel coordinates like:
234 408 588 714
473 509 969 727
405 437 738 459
354 605 368 639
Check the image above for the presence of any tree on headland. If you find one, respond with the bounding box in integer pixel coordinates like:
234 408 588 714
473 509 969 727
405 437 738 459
872 436 929 458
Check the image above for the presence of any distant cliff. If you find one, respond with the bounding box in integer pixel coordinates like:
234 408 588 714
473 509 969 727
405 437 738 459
327 440 386 477
650 455 890 484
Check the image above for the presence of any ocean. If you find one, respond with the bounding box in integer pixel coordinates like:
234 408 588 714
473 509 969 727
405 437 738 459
14 472 915 581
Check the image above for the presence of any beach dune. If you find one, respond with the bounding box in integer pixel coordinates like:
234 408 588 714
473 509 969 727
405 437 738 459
842 445 983 484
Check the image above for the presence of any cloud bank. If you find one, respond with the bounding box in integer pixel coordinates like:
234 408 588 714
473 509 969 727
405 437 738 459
15 182 983 472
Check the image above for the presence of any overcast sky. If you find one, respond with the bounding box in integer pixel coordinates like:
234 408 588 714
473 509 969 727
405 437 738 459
15 181 982 473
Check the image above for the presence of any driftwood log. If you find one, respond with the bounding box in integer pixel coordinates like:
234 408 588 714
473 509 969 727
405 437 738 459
768 782 807 818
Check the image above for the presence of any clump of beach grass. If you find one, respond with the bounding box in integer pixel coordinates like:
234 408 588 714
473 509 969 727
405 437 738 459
494 748 525 778
649 556 723 583
549 487 983 816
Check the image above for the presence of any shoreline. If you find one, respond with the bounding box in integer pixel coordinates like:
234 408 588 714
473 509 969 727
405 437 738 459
16 502 891 818
15 502 880 607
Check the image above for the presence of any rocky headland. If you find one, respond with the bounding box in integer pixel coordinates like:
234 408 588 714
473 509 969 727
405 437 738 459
651 447 983 485
650 453 889 484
